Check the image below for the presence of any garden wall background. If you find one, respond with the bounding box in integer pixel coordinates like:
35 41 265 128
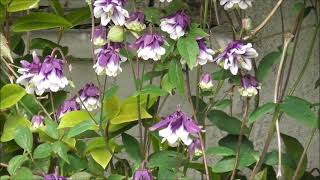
26 0 320 176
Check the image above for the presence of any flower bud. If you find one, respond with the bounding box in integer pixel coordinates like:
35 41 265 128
242 17 252 31
238 74 261 97
92 25 107 46
107 25 124 42
31 115 44 128
133 169 153 180
199 73 213 90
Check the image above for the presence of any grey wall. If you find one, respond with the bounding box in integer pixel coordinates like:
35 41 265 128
26 0 319 177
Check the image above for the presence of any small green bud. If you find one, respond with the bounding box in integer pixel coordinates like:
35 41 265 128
107 25 124 42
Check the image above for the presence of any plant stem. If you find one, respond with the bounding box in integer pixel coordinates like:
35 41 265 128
49 92 57 121
243 0 284 40
230 97 249 180
185 66 210 180
292 128 317 180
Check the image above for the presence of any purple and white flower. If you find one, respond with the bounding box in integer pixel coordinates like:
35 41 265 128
133 169 153 180
149 106 201 146
160 10 190 40
92 25 107 46
160 0 173 2
56 97 81 119
199 73 213 90
188 138 203 157
16 51 42 94
214 41 258 75
31 115 44 128
238 74 260 97
196 38 215 65
32 55 69 95
76 83 100 111
93 0 129 26
130 33 166 61
125 11 146 32
93 42 127 76
220 0 253 10
44 174 67 180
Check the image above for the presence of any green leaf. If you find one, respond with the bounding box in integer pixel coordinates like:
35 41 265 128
104 85 119 100
64 7 90 27
7 0 39 12
48 0 63 16
256 51 281 82
207 110 249 135
11 167 33 180
177 36 199 69
253 168 267 180
214 99 232 110
33 143 52 159
1 114 31 142
14 126 33 152
148 151 179 169
70 172 93 180
10 33 25 56
52 141 69 163
218 134 254 152
90 146 114 169
161 73 174 94
58 110 92 128
164 0 188 15
280 96 318 128
207 146 235 156
144 7 161 23
20 94 40 115
212 69 232 80
103 95 121 120
64 154 87 175
281 133 307 179
11 12 72 32
66 120 96 138
44 118 59 139
189 24 209 38
110 103 152 124
134 85 167 97
7 155 29 175
168 60 185 95
212 153 256 173
30 38 68 56
108 174 126 180
0 84 26 110
122 133 142 163
248 103 276 124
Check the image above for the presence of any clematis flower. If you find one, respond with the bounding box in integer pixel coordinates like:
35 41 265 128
220 0 253 10
93 0 129 26
133 169 153 180
31 115 44 128
149 106 201 146
188 138 203 157
76 83 100 111
16 51 42 94
44 174 67 180
160 10 190 40
214 41 258 75
32 55 69 95
93 42 127 76
92 25 107 46
238 74 260 97
56 97 81 119
196 38 215 65
199 73 213 90
125 11 146 32
130 33 166 61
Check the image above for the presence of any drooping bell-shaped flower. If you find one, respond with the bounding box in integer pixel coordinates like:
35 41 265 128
125 11 146 32
149 106 201 146
16 51 42 94
188 138 203 157
159 0 173 2
197 38 215 65
160 10 190 40
32 55 69 95
199 73 213 90
130 33 166 61
76 83 100 111
133 169 153 180
56 97 81 119
238 74 260 97
93 0 129 26
93 42 127 77
92 25 107 46
31 115 44 128
214 41 258 75
44 174 67 180
220 0 253 10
